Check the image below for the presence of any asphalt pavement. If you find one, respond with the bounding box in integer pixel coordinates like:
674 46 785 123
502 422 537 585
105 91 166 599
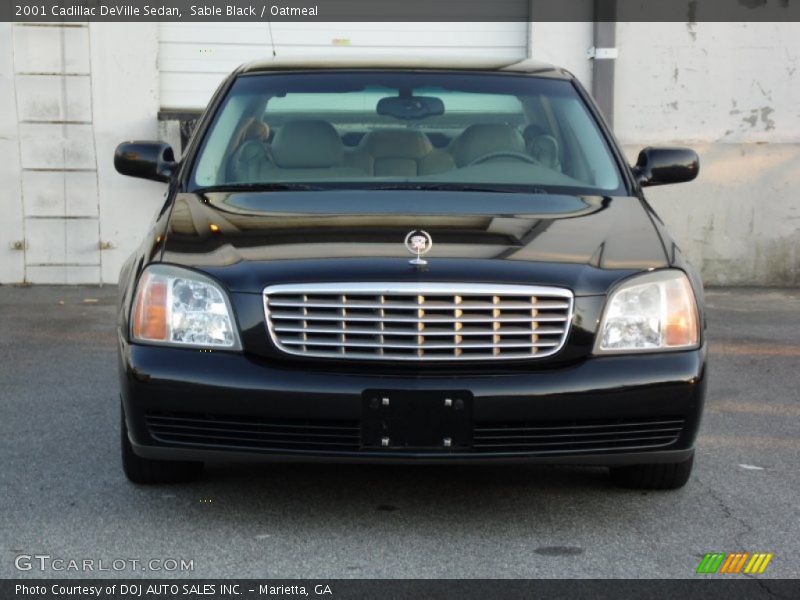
1 285 798 579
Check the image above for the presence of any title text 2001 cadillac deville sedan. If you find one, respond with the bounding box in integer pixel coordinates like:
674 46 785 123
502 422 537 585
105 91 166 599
115 58 705 489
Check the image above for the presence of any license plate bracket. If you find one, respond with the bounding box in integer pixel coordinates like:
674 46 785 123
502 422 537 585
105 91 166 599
361 390 473 450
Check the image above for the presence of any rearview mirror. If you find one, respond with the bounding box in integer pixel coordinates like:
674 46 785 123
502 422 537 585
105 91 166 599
633 147 699 187
377 95 444 120
114 141 177 183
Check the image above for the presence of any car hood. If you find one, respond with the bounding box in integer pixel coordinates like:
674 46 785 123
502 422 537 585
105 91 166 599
158 190 669 296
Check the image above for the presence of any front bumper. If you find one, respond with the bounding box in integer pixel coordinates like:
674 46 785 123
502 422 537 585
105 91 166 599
120 341 706 465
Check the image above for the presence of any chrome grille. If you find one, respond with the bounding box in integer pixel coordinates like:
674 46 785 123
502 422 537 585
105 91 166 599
263 283 573 361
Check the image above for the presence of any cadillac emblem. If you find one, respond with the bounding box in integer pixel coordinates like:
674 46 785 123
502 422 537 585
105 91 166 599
404 230 433 266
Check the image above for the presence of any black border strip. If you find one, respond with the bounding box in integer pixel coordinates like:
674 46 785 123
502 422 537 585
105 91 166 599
3 579 800 599
5 0 800 23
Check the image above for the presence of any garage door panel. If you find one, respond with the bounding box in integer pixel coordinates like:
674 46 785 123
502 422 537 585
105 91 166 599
159 23 273 44
158 22 529 110
271 29 527 48
160 23 527 46
159 73 230 110
159 43 275 72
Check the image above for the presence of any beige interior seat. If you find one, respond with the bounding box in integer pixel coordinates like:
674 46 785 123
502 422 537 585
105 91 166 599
448 124 527 167
351 129 455 176
259 120 367 179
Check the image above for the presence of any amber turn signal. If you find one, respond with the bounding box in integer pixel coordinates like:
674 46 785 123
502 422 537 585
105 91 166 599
132 272 168 341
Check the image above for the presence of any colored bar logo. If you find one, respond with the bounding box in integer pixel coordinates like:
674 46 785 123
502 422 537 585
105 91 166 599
697 552 773 574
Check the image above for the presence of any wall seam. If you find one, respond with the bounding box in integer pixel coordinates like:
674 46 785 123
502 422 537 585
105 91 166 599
86 23 102 285
11 25 28 282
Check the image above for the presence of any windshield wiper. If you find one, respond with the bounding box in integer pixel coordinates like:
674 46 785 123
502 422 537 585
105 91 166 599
194 182 554 194
194 182 324 193
365 183 550 194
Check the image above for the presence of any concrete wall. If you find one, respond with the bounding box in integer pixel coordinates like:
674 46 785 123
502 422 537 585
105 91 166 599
614 22 800 286
530 22 593 90
88 23 162 284
0 24 25 283
0 23 160 284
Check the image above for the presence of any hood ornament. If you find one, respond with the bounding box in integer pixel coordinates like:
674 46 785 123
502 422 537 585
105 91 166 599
404 230 433 266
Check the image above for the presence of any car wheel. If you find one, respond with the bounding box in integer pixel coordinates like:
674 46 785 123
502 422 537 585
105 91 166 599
121 408 203 484
609 454 694 490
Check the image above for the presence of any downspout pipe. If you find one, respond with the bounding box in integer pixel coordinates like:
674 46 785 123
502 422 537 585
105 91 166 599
525 14 534 60
591 1 617 129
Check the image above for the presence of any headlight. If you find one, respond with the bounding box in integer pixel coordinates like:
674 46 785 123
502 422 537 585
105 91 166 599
131 264 241 350
594 270 699 354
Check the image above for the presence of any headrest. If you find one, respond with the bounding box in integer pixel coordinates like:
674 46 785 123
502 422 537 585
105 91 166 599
231 117 270 150
528 134 560 169
245 119 270 141
271 120 343 168
360 129 433 159
522 124 548 143
450 124 526 167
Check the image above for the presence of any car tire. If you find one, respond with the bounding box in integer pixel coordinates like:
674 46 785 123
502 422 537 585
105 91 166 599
609 454 694 490
121 408 203 484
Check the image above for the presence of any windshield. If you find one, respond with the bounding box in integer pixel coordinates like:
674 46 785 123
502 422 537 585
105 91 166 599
191 71 624 195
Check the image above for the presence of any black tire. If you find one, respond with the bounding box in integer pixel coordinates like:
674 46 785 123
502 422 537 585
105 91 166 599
121 408 203 484
609 454 694 490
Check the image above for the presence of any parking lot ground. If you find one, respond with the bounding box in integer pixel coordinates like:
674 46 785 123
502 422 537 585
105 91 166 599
1 285 798 578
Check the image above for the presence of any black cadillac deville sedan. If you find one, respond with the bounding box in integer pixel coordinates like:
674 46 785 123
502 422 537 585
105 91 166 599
115 58 705 489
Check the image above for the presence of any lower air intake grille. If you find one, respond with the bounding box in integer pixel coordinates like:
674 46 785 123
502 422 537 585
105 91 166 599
145 413 684 456
472 417 685 454
145 411 361 452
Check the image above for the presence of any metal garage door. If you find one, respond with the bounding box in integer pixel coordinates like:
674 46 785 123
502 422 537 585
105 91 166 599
158 23 530 110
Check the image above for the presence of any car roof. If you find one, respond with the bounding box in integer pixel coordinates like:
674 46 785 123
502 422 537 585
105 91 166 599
239 56 571 79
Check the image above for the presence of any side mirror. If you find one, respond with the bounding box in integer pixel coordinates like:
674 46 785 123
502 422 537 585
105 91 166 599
633 147 699 187
114 141 177 183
